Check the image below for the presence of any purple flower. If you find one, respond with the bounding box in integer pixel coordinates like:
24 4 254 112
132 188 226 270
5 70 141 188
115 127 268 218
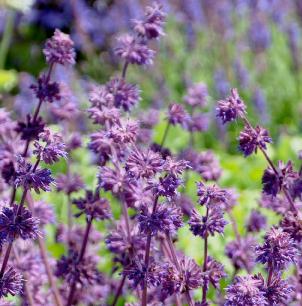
88 105 120 126
98 166 126 194
106 77 141 111
88 85 114 108
216 88 247 124
225 236 257 272
0 204 39 242
73 190 111 221
280 211 302 242
15 115 45 141
30 75 61 103
31 200 56 226
1 162 16 185
122 255 161 289
88 131 113 162
33 129 67 164
179 256 204 290
225 275 267 306
56 173 84 195
148 174 182 198
262 161 298 196
186 113 209 132
43 29 75 66
0 267 23 298
264 275 293 305
105 222 145 255
256 227 297 271
138 203 183 236
163 156 190 177
204 256 227 289
167 103 189 126
184 83 208 108
133 3 166 40
108 119 139 144
14 158 54 193
197 182 229 206
125 147 164 179
249 18 271 53
246 209 267 233
238 125 272 157
259 194 288 215
56 251 101 286
189 208 227 238
114 34 155 65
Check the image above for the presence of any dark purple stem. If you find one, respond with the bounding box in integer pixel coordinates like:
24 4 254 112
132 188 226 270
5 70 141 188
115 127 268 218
111 274 126 306
66 217 93 306
201 207 209 303
121 61 129 79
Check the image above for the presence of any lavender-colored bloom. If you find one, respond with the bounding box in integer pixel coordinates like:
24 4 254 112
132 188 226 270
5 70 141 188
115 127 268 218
33 129 67 164
138 203 183 236
106 77 141 111
1 162 16 185
179 256 204 290
0 204 39 242
163 156 190 177
262 161 298 196
125 147 164 179
249 18 271 53
122 255 161 289
204 256 227 289
31 200 56 226
167 103 189 126
256 227 296 271
88 85 114 108
214 69 230 98
114 34 155 65
88 105 120 126
73 190 111 220
133 2 166 40
259 194 288 215
159 262 182 298
30 75 61 103
108 119 139 144
56 173 84 195
56 251 100 286
225 236 257 272
233 60 249 90
246 209 267 233
186 113 209 132
238 125 272 157
280 211 302 242
148 174 182 198
0 267 23 298
88 131 113 163
14 158 54 193
252 88 269 123
197 182 228 206
216 88 247 124
189 208 227 238
174 194 194 217
16 115 45 141
43 29 75 66
184 83 208 108
225 275 267 306
99 166 126 194
106 222 145 255
264 275 293 305
150 142 171 160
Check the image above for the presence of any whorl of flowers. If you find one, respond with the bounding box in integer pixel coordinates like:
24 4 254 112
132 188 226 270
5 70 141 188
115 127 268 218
216 88 247 124
255 227 297 271
238 125 272 157
0 204 39 243
43 29 76 66
0 267 23 298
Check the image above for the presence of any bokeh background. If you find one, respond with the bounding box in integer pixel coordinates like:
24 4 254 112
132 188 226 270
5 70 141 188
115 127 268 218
1 0 302 303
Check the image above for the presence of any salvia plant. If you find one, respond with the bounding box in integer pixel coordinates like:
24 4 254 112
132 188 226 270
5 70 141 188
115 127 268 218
1 1 302 306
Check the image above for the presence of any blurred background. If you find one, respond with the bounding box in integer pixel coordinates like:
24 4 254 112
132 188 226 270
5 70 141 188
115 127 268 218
1 1 302 299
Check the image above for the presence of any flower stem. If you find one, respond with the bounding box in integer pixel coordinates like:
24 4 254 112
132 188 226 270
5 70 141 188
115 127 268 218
111 274 126 306
160 122 170 147
66 217 93 306
202 207 209 303
26 193 63 306
122 61 129 79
